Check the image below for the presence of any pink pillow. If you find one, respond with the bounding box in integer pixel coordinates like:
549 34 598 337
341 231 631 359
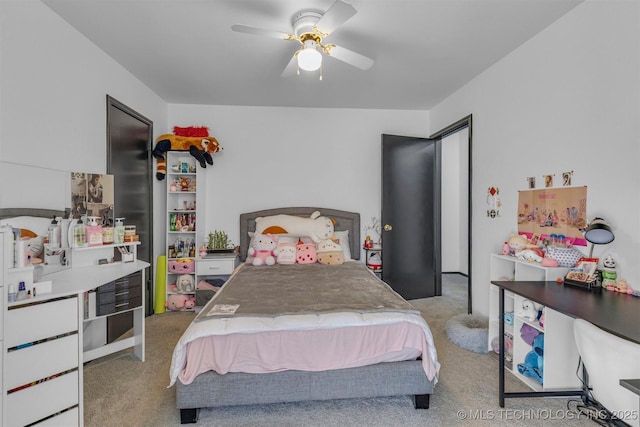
296 243 317 264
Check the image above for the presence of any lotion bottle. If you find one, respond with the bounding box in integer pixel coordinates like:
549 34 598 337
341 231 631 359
72 217 87 248
115 218 126 244
86 217 103 246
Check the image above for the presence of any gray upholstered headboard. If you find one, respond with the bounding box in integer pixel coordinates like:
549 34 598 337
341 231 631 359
239 207 360 262
0 208 67 221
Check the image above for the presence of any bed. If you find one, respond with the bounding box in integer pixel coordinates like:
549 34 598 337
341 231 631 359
170 207 440 424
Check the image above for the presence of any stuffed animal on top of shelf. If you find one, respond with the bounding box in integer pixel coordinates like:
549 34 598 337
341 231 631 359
175 274 195 293
153 126 222 180
506 234 535 256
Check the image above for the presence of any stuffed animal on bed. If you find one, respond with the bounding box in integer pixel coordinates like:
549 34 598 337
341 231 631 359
316 239 344 265
276 241 297 265
254 211 334 243
248 233 278 266
153 126 221 180
296 241 317 264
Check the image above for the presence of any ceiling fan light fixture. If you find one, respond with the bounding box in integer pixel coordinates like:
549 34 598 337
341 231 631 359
297 40 322 71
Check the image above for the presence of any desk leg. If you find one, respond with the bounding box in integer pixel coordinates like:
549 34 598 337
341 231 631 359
499 287 505 408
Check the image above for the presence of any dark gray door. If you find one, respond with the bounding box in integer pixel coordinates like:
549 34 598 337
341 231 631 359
106 96 153 341
381 134 441 299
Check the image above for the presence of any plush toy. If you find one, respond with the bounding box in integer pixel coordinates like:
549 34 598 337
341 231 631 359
248 233 278 266
175 274 195 293
276 241 297 265
517 333 544 384
296 241 317 264
316 239 344 265
168 258 195 274
516 249 543 263
153 126 221 180
519 299 537 321
254 211 334 243
165 294 196 311
507 234 535 256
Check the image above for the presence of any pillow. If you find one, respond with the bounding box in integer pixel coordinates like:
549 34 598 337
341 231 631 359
0 216 52 237
332 230 352 261
317 239 344 265
276 241 297 265
296 242 317 264
254 212 334 243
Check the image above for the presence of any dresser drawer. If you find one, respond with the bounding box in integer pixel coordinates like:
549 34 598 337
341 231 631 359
96 283 143 305
6 370 79 427
5 334 79 391
6 296 78 347
196 257 238 276
98 271 142 293
97 295 142 316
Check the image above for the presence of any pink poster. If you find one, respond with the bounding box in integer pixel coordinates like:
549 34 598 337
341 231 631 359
517 186 588 247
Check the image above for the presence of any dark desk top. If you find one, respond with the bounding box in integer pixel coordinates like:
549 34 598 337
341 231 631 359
492 280 640 344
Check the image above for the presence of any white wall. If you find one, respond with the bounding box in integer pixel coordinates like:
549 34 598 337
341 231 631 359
166 104 429 259
430 0 640 316
0 0 168 260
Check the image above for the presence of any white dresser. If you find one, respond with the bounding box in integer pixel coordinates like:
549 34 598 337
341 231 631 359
0 229 149 426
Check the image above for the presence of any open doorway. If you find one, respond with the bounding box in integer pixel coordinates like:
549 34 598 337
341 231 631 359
430 116 472 313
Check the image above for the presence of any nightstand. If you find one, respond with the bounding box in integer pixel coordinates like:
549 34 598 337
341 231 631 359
195 253 239 306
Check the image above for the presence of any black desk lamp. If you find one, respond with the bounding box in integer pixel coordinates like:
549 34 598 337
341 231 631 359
584 217 615 257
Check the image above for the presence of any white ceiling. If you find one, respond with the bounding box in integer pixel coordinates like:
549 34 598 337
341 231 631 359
42 0 583 110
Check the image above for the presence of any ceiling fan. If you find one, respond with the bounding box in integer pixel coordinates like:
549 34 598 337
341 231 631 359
231 0 374 78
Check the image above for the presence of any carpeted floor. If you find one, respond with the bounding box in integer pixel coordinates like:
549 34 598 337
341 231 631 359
83 274 591 426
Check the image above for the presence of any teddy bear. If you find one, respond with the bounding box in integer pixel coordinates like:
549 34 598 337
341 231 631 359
175 274 195 293
316 238 344 265
248 233 278 266
517 333 544 384
506 234 535 256
153 126 222 180
165 294 196 311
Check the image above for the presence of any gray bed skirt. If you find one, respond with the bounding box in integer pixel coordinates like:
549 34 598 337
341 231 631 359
176 359 433 422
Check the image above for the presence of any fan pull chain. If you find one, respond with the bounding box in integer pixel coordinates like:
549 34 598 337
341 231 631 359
319 63 323 81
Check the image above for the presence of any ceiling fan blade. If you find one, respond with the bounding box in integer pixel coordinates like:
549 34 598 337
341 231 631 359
326 45 374 70
315 0 357 35
281 52 299 77
231 24 294 40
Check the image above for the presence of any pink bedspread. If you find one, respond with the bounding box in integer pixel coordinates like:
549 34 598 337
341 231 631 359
178 321 432 385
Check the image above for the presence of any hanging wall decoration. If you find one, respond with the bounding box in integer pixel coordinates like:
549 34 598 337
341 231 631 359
527 177 536 189
487 186 501 218
543 174 554 188
562 170 573 186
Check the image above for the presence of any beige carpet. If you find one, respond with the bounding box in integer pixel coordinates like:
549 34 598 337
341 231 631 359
83 275 590 426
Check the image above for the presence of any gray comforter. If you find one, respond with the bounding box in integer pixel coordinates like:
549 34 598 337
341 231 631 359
197 262 419 320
